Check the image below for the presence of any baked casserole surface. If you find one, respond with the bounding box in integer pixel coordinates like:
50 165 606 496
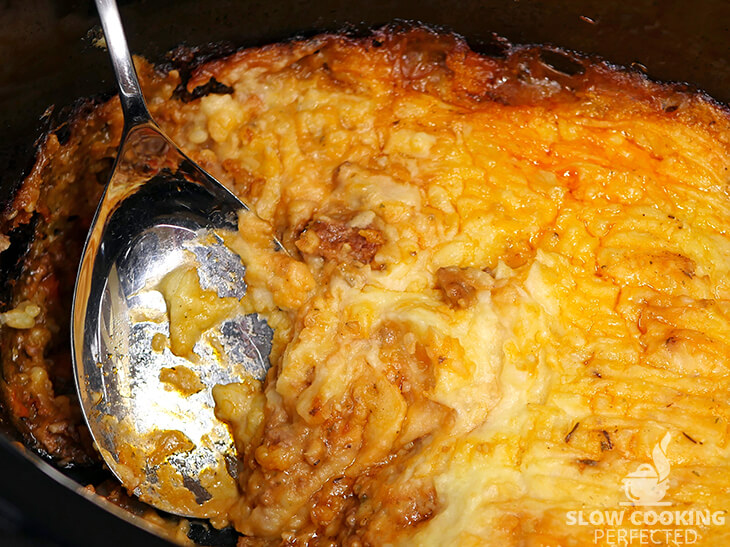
3 27 730 545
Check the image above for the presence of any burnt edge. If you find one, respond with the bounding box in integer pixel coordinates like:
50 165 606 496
162 41 238 103
3 21 725 239
510 39 730 115
0 97 112 312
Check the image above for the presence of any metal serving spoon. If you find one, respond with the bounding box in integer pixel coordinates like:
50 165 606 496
72 0 273 518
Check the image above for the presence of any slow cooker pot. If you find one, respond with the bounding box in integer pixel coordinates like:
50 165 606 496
1 0 729 545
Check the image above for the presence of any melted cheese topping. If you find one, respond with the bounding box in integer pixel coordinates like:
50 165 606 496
121 29 730 544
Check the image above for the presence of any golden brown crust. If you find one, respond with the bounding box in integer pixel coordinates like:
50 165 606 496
4 26 730 546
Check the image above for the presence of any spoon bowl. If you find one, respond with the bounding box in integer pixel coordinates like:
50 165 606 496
72 0 273 518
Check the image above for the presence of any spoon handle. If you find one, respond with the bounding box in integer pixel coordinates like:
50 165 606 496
95 0 152 127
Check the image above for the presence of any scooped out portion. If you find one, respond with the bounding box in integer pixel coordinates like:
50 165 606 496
5 26 730 546
158 264 241 358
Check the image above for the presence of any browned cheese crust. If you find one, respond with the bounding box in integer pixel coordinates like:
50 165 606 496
3 27 730 546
